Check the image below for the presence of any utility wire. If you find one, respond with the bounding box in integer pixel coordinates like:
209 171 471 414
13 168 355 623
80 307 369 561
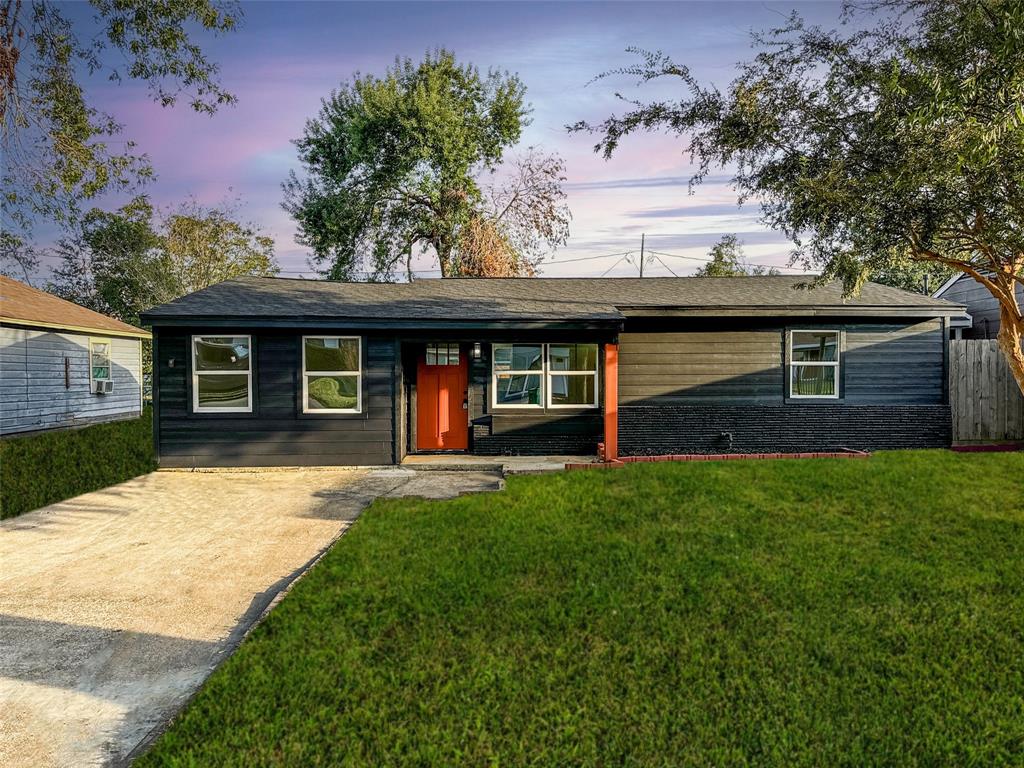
274 251 633 276
600 253 632 278
549 250 634 264
646 249 711 264
273 246 804 278
648 249 806 272
653 254 680 277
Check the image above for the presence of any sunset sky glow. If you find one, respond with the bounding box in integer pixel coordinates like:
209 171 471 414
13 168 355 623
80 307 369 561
46 0 848 279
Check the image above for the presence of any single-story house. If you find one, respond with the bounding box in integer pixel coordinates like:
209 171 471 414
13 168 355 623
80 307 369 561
140 275 965 467
932 272 1022 340
0 276 150 435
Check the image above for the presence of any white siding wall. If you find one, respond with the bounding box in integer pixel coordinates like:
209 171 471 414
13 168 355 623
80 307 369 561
0 327 143 435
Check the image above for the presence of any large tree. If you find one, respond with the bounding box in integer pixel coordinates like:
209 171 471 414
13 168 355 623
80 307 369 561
49 197 164 324
50 198 278 326
1 0 240 277
283 50 569 279
573 0 1024 393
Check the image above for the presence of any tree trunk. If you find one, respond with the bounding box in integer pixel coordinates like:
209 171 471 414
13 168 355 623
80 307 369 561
998 303 1024 397
435 241 453 278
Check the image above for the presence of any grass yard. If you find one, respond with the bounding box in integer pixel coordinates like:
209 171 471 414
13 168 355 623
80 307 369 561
140 450 1024 767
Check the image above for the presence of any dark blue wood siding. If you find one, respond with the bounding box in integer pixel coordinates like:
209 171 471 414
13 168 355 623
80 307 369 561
619 329 783 404
616 317 950 453
843 321 944 404
618 319 944 406
155 328 395 467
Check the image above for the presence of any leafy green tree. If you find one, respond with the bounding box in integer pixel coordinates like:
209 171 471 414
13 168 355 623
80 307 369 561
868 258 955 296
284 50 569 279
1 0 240 276
50 199 278 324
160 201 278 295
574 0 1024 393
50 197 163 324
694 234 778 277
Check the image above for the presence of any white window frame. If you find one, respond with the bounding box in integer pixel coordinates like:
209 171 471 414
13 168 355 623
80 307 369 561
491 343 545 410
89 338 112 387
546 343 600 410
788 329 840 400
490 343 600 410
191 334 253 413
301 335 362 414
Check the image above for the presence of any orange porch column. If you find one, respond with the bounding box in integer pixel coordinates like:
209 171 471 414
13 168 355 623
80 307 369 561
604 342 618 461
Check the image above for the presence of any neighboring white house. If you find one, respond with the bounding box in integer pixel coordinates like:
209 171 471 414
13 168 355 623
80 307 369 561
0 276 150 435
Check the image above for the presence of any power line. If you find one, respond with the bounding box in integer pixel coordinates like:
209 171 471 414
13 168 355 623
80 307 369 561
646 249 711 264
653 254 680 277
647 249 806 272
272 245 806 279
274 268 444 276
549 250 634 264
600 253 633 278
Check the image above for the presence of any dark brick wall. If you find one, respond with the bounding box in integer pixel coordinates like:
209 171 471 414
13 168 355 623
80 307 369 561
471 418 600 455
619 404 951 455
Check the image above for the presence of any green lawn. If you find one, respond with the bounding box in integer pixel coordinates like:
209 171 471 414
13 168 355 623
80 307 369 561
140 451 1024 767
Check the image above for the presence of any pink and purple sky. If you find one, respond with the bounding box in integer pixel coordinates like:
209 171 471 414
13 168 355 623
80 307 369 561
45 0 847 279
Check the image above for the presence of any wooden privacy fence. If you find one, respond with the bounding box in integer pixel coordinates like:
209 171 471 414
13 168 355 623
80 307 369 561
949 340 1024 444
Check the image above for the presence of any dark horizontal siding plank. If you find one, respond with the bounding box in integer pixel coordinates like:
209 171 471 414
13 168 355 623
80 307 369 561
159 451 392 467
161 445 392 460
161 418 393 436
620 331 782 342
619 342 781 356
160 440 395 453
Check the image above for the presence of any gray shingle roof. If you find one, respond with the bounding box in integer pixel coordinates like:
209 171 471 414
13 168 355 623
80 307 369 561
141 275 964 325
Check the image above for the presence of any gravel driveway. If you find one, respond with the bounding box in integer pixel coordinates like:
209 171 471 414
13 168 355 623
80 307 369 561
0 468 500 768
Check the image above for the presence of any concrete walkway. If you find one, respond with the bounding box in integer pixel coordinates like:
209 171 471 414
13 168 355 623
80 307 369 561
401 454 596 473
0 468 500 768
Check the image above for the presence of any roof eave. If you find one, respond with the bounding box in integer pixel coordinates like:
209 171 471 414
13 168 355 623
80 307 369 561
618 305 967 318
931 272 966 297
141 315 624 332
0 317 151 339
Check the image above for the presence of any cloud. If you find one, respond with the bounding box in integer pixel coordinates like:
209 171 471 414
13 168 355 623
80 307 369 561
626 202 756 218
564 173 733 191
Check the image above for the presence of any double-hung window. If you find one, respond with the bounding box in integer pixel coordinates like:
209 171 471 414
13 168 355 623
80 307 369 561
789 330 840 399
491 343 599 409
192 335 253 412
90 340 111 385
548 343 599 407
303 336 361 413
492 344 543 407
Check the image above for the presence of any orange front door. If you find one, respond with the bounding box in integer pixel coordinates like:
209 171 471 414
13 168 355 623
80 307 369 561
416 350 469 450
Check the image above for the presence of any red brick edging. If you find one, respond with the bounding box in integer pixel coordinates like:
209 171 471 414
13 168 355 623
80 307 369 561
566 449 870 471
950 443 1023 453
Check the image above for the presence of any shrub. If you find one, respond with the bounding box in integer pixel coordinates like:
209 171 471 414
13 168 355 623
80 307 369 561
0 409 156 519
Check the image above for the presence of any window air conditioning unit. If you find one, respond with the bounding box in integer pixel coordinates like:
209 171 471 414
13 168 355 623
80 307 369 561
94 380 114 394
